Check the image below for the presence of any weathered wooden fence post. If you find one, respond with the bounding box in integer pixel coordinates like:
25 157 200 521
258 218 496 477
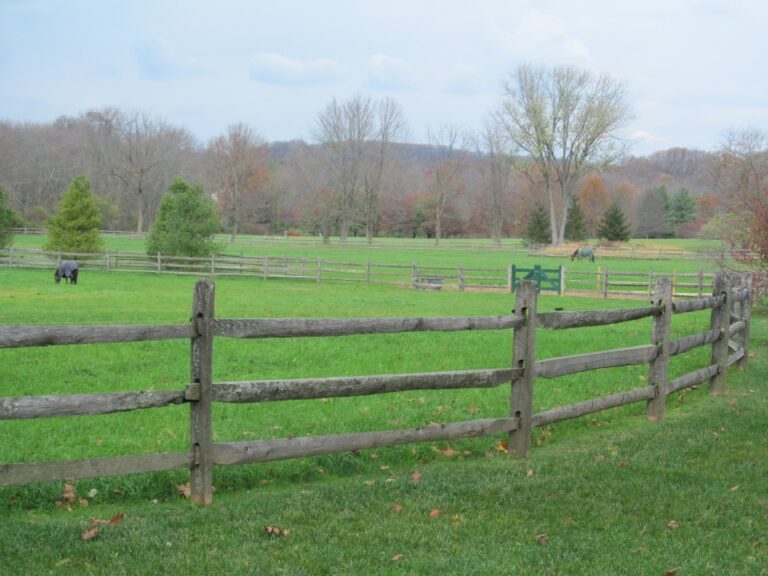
559 265 566 296
507 265 514 292
647 277 672 420
190 279 215 505
738 273 752 370
709 273 731 396
508 279 537 457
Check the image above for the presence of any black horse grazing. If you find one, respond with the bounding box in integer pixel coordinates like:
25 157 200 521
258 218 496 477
570 247 595 262
54 260 79 284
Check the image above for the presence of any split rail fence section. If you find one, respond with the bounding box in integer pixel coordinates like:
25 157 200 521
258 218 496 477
0 247 732 298
0 273 752 505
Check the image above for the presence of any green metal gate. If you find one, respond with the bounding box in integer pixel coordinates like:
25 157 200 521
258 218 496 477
510 264 563 293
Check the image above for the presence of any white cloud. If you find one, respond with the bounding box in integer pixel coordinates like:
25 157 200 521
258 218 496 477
133 32 207 80
630 130 654 142
365 53 418 91
249 52 346 85
490 10 593 67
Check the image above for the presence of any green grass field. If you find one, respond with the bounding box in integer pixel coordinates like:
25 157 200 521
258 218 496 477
9 232 723 275
1 246 766 575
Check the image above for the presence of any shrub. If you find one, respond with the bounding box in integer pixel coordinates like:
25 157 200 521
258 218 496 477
146 178 220 257
44 176 104 254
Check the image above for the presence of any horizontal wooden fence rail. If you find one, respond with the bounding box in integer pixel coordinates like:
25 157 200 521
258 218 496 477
0 273 753 505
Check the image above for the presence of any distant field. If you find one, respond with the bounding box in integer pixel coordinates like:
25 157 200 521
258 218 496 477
9 232 723 276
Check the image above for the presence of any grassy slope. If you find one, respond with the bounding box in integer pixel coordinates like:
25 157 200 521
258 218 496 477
1 264 765 575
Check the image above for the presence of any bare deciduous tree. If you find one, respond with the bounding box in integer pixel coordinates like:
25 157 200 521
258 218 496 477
119 111 186 233
314 95 375 243
427 124 467 245
209 123 269 240
712 128 768 273
362 98 408 244
496 64 632 244
314 95 407 243
476 122 511 246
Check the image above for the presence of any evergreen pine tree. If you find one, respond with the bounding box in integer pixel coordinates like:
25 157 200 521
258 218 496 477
597 203 630 241
146 178 220 257
524 204 551 245
669 188 697 228
564 195 588 242
44 176 104 253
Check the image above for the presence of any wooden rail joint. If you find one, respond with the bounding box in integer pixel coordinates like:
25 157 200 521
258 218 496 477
185 383 201 401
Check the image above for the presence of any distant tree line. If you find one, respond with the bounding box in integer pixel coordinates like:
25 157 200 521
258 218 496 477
0 65 765 257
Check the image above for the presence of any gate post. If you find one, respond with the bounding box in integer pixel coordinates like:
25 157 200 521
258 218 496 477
647 278 671 420
190 280 215 505
508 280 537 457
709 274 731 396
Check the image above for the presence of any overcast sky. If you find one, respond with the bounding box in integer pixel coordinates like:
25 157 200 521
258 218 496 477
1 0 766 156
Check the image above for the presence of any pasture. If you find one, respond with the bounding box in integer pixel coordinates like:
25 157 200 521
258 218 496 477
1 245 766 574
9 232 723 275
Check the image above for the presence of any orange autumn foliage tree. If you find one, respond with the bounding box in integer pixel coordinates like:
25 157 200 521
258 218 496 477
210 123 271 240
578 175 611 236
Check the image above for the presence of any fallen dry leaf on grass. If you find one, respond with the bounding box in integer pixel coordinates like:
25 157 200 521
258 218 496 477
392 503 403 513
63 483 77 503
667 520 679 529
177 483 191 498
81 528 100 541
536 533 549 545
411 470 422 484
264 526 289 537
430 508 440 518
90 513 125 526
82 513 124 541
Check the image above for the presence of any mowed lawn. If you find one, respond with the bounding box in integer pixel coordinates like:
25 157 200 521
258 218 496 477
1 262 766 575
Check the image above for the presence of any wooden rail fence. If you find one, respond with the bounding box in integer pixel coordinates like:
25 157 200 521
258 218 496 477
2 246 749 299
0 273 752 504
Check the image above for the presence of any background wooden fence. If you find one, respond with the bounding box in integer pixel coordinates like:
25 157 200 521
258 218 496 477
0 273 752 505
0 246 743 299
